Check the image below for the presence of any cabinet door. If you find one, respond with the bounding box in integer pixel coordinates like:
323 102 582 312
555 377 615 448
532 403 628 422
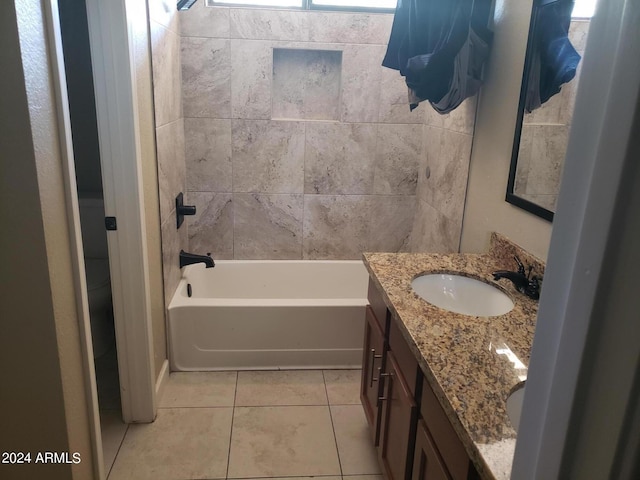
361 306 386 445
420 378 478 480
412 419 451 480
379 351 418 480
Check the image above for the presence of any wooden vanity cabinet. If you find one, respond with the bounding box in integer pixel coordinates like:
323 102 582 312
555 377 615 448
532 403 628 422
361 305 386 445
362 278 479 480
363 279 421 480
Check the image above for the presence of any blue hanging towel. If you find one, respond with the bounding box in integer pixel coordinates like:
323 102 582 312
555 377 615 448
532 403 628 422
382 0 493 114
525 0 581 112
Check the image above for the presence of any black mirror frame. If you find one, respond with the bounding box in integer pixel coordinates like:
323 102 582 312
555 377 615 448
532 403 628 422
505 0 557 223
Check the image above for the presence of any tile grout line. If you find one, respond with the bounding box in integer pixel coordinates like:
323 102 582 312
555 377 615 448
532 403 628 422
321 369 331 406
212 402 363 409
225 371 239 479
323 370 344 478
230 113 235 259
106 421 129 480
157 404 239 409
301 121 307 260
223 475 379 480
193 473 383 479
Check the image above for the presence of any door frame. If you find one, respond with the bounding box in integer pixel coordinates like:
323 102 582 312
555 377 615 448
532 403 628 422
512 0 640 477
46 0 158 472
83 0 158 424
42 2 105 478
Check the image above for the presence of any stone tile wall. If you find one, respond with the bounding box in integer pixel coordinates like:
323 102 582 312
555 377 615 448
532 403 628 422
149 0 188 305
410 96 477 252
271 48 343 121
174 2 479 259
179 2 428 260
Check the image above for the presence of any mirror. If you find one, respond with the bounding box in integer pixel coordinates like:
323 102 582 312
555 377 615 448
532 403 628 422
506 0 592 221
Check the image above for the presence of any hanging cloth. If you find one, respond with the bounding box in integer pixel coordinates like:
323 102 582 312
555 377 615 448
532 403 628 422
524 0 581 112
382 0 493 114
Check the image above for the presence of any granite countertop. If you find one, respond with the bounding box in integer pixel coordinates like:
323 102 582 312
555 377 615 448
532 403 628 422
362 233 544 480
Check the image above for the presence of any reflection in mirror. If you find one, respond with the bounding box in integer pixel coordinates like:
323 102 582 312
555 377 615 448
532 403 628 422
507 0 592 221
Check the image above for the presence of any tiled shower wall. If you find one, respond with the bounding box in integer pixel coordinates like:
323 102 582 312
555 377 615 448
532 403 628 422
150 1 478 268
178 2 433 260
411 98 477 252
149 0 188 305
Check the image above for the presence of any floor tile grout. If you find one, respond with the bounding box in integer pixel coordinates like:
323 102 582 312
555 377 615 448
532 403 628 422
222 475 378 480
147 475 382 480
222 475 382 480
157 403 362 409
225 371 239 479
226 476 344 479
323 370 344 477
106 422 129 480
157 405 235 409
321 369 331 406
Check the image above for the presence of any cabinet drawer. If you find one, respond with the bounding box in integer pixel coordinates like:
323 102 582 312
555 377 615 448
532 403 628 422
420 378 474 480
367 279 388 333
389 318 419 397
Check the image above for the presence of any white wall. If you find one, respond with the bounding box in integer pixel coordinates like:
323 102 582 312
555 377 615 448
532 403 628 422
130 0 167 381
460 0 552 259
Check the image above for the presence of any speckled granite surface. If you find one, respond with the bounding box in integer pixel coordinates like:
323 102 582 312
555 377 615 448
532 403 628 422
362 233 543 480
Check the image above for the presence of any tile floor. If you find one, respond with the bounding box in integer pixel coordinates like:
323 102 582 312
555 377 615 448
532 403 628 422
104 369 382 480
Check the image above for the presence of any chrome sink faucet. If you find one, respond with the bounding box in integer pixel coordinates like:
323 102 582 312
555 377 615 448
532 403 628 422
492 256 542 300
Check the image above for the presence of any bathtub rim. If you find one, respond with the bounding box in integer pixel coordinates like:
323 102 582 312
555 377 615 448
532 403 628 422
169 259 370 309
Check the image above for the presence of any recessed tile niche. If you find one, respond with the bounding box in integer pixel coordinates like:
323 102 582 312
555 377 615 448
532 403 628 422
272 48 342 121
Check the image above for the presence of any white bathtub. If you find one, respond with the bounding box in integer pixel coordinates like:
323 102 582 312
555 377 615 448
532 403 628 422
168 260 369 371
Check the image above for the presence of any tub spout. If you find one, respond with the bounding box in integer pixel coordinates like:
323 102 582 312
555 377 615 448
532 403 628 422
179 250 215 269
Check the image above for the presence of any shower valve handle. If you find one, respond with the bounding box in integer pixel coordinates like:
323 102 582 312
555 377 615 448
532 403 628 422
176 192 196 229
179 204 196 216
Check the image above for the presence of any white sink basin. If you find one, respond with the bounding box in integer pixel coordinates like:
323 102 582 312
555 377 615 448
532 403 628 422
506 385 525 432
411 274 514 317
